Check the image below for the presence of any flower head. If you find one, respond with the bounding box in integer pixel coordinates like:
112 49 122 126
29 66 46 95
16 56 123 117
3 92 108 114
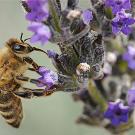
26 0 49 22
47 50 58 58
123 45 135 70
112 10 135 35
82 9 93 25
127 84 135 107
104 100 130 126
28 22 51 44
105 0 131 14
37 67 58 90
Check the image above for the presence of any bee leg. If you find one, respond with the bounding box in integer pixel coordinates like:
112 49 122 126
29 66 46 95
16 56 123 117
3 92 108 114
27 67 41 75
23 57 40 71
28 67 36 72
14 87 54 99
16 76 44 86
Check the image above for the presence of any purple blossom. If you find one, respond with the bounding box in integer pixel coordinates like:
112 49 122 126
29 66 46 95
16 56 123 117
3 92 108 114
105 0 131 14
104 100 129 126
26 0 49 22
37 67 58 90
28 22 51 44
123 45 135 70
112 10 135 35
82 9 93 25
127 84 135 107
47 50 58 58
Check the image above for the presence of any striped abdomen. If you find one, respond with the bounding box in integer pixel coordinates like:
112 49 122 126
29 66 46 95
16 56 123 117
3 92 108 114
0 92 23 128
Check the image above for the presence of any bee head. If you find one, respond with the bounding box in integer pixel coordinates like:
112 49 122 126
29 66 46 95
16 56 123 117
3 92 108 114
6 33 48 57
6 38 33 56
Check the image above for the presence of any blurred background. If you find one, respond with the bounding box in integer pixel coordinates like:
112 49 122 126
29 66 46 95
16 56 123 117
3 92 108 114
0 0 135 135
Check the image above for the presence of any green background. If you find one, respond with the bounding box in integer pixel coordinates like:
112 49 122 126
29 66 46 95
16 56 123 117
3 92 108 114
0 0 134 135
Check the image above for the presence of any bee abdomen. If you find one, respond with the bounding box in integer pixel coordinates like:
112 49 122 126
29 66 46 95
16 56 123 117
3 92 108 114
0 93 23 128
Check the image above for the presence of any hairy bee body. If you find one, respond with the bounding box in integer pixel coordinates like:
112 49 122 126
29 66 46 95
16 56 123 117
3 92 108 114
0 38 30 127
0 46 28 88
0 92 23 128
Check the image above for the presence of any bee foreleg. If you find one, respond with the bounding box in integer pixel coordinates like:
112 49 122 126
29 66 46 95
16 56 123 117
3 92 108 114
23 57 40 71
16 76 44 85
14 87 54 99
28 67 37 71
27 67 41 75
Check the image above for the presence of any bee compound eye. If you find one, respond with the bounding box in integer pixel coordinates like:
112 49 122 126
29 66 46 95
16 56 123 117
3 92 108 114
13 44 25 52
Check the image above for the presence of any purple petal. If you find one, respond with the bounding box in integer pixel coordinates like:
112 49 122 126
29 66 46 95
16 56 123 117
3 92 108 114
121 26 132 35
128 60 135 70
128 46 135 55
120 114 128 122
123 0 131 10
123 52 131 61
26 0 49 22
30 34 40 43
127 90 135 107
112 26 120 34
82 10 93 25
111 117 120 126
38 66 48 73
28 22 42 32
47 50 58 58
37 77 46 87
104 108 113 118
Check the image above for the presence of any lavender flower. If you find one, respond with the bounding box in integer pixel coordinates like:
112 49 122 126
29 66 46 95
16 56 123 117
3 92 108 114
123 45 135 70
28 22 51 44
47 50 58 58
82 9 93 25
128 84 135 107
37 66 58 89
105 0 131 14
25 0 51 44
26 0 49 22
112 10 135 35
104 100 129 126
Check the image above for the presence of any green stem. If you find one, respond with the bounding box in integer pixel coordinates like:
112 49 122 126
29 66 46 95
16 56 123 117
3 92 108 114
87 79 108 112
104 7 113 19
48 0 61 33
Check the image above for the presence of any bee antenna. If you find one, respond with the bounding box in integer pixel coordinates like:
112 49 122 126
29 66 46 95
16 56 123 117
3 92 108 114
20 33 24 43
32 47 48 55
24 38 31 42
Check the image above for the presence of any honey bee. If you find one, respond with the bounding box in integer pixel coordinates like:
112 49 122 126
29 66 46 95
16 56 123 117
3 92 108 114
0 33 50 128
